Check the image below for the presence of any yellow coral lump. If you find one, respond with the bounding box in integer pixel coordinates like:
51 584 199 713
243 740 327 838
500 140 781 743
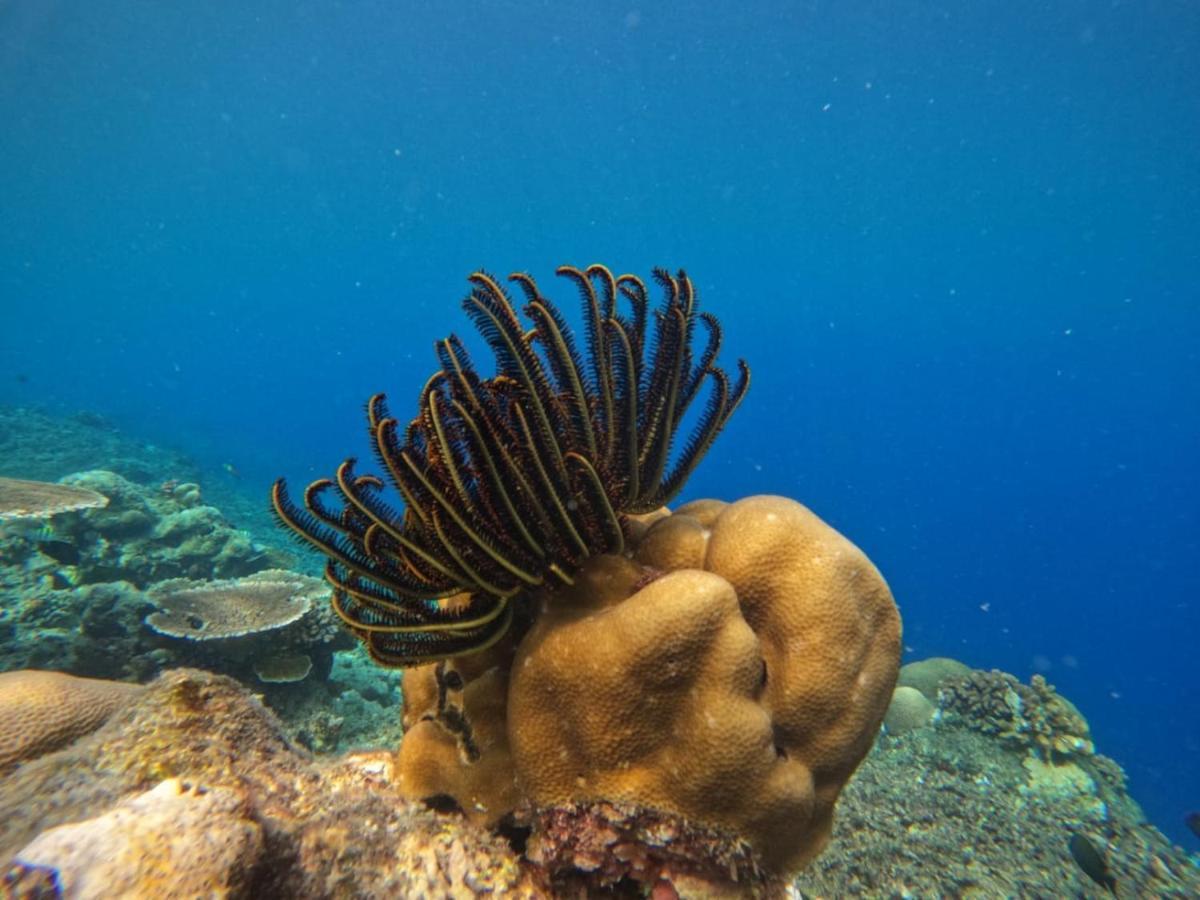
509 495 901 874
0 670 144 774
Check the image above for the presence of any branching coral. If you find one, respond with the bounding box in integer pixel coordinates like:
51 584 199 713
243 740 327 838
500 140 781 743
938 669 1093 761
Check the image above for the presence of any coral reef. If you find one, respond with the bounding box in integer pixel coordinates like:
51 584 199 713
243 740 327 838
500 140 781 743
797 694 1200 898
0 669 533 897
938 668 1094 760
0 666 1194 898
0 406 195 488
0 473 346 690
0 670 143 774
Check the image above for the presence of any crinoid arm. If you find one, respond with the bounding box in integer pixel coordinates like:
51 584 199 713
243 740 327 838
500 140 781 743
272 265 749 666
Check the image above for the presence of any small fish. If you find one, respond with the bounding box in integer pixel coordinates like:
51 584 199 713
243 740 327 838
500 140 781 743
14 373 29 384
1186 811 1200 839
222 462 241 479
1069 833 1117 896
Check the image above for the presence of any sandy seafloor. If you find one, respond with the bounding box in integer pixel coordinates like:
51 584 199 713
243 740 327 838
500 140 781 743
1 403 1197 898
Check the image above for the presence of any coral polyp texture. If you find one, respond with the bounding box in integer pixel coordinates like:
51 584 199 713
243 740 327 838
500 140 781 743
0 670 144 774
272 265 749 666
273 264 902 883
512 495 901 875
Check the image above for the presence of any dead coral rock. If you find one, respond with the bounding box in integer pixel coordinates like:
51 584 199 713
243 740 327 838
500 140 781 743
510 495 901 876
0 476 108 521
15 778 263 899
0 670 144 775
939 669 1094 760
0 669 534 898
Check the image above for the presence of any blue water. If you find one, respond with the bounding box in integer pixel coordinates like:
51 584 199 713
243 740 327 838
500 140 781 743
2 1 1197 845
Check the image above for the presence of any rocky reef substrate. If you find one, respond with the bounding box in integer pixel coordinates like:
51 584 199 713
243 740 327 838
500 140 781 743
0 663 1195 898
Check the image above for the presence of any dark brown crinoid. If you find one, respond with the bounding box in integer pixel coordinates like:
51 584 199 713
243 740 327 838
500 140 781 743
271 265 749 666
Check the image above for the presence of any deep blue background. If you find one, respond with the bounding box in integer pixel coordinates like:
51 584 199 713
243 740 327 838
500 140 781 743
2 1 1197 844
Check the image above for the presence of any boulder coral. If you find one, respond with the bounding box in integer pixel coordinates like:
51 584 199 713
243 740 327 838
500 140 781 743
0 670 144 774
273 265 902 884
400 495 902 878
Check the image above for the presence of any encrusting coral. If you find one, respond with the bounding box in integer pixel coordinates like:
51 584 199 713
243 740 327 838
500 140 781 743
273 265 902 886
0 670 144 774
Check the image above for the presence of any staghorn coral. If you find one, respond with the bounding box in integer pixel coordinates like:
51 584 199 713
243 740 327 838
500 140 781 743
938 668 1094 761
0 670 144 775
0 476 109 521
2 668 1192 899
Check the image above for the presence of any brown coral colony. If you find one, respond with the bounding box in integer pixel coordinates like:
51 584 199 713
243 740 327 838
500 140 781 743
271 265 749 666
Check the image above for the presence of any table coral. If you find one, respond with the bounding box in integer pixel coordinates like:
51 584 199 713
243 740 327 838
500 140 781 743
0 670 144 774
0 476 108 521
